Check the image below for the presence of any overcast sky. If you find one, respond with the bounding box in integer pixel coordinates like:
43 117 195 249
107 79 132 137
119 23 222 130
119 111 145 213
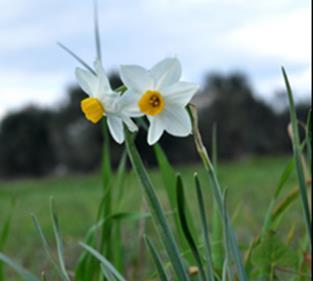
0 0 311 119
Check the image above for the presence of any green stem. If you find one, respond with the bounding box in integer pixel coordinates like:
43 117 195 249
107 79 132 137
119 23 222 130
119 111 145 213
124 129 190 281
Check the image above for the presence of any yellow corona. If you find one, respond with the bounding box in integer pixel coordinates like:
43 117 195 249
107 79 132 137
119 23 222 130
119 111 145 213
138 90 165 116
81 97 105 123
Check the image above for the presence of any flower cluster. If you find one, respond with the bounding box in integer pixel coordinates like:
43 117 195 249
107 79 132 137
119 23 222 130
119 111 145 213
76 58 199 145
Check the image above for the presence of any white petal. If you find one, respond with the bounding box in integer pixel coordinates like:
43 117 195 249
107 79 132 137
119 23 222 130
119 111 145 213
147 118 165 145
122 115 138 133
94 60 112 95
161 105 192 137
120 65 153 93
107 115 124 144
75 68 97 97
119 90 143 117
150 58 182 90
163 82 199 106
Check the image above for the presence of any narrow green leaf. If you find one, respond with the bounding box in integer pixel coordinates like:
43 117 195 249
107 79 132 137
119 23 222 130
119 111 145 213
153 144 176 207
190 105 248 281
194 174 215 281
79 243 127 281
154 144 193 259
272 186 309 226
212 123 218 174
125 129 190 281
274 158 295 199
0 204 14 281
32 215 66 280
93 0 102 62
57 42 95 75
100 264 117 281
305 109 312 172
0 253 39 281
145 236 170 281
262 158 295 232
75 212 150 280
176 175 207 281
49 198 71 281
115 151 128 206
282 67 312 242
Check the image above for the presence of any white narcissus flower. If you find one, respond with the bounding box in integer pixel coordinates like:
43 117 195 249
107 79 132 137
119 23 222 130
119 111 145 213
119 58 199 145
75 60 137 144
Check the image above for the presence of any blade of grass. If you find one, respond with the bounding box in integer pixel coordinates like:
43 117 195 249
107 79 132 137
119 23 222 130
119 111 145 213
75 212 149 280
100 264 117 281
79 243 127 281
57 42 95 75
0 253 39 281
305 109 311 172
211 124 224 271
190 105 248 281
32 214 67 281
194 174 215 281
176 175 207 281
49 198 71 281
272 185 310 227
0 203 14 281
282 67 312 242
125 129 190 281
154 144 194 260
262 158 295 233
145 236 170 281
93 0 102 62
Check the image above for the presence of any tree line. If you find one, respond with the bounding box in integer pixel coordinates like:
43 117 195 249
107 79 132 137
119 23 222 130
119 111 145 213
0 72 310 178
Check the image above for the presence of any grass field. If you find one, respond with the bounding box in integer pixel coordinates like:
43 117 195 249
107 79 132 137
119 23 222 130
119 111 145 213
0 155 304 279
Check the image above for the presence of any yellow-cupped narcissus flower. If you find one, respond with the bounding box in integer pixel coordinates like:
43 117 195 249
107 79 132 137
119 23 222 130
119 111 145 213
119 58 199 145
76 60 138 144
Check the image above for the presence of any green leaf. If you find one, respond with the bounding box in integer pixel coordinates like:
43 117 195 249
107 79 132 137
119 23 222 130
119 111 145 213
93 0 102 62
194 174 215 281
125 129 190 281
49 198 71 281
57 42 95 75
189 105 248 281
262 158 295 233
79 243 127 281
154 144 194 259
0 203 14 281
145 236 170 281
305 109 312 172
153 144 176 207
0 253 39 281
272 185 309 226
282 67 312 242
75 212 149 281
32 214 66 280
176 175 207 281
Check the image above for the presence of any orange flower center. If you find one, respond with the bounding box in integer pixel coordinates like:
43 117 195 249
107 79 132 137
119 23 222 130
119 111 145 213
138 90 165 116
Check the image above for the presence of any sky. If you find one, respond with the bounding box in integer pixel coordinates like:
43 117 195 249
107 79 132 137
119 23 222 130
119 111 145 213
0 0 311 119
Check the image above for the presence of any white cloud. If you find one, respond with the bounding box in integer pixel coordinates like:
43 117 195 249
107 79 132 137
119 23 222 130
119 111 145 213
225 8 311 63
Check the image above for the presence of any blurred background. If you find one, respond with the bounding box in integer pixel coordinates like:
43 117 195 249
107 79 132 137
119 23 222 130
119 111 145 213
0 0 311 178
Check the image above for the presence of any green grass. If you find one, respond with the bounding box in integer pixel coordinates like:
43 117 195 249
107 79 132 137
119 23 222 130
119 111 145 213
0 155 302 279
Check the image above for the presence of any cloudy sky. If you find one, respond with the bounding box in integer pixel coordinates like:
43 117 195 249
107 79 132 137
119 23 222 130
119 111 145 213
0 0 311 119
